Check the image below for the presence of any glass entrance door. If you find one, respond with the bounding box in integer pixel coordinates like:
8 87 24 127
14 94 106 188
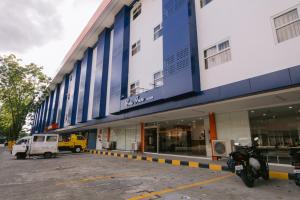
144 127 158 153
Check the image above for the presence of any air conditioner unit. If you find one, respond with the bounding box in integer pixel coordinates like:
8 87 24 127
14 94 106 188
103 141 110 149
131 142 138 151
212 140 227 157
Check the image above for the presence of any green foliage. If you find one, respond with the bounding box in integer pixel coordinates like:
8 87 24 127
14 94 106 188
0 54 51 139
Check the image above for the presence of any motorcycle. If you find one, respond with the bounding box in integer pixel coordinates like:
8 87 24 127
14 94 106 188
227 137 269 187
289 147 300 186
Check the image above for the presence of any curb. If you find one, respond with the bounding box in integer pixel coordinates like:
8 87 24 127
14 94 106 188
88 150 294 181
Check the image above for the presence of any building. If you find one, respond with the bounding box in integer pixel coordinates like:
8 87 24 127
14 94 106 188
32 0 300 165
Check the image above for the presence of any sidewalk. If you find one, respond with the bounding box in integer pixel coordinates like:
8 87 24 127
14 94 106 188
88 149 295 181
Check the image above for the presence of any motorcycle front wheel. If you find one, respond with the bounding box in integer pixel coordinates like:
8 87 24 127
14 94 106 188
240 170 255 188
295 174 300 186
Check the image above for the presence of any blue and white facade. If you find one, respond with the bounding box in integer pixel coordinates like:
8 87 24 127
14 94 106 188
32 0 300 164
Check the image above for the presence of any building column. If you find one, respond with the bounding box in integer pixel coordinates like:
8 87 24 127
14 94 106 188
140 123 145 153
107 127 111 142
209 112 218 160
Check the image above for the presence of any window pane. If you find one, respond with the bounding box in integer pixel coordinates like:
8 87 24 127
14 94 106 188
33 136 45 142
274 9 299 28
218 40 230 51
276 20 300 42
46 136 57 142
204 46 217 58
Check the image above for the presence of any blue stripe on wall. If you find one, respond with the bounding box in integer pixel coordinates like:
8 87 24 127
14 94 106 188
41 96 49 132
71 61 81 125
38 102 45 133
92 28 111 119
109 6 130 114
51 84 61 124
162 0 200 98
46 91 54 127
76 48 93 123
60 75 70 128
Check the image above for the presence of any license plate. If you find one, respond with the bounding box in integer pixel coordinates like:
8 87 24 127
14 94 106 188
294 169 300 173
235 165 243 171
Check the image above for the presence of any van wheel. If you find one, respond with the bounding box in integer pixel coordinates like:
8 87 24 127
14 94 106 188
44 152 53 159
74 147 82 153
16 153 26 160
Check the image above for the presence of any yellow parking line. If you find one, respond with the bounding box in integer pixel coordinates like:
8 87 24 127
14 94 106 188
172 160 180 166
209 164 222 171
127 174 233 200
136 156 142 160
188 161 199 168
269 171 289 180
146 157 152 162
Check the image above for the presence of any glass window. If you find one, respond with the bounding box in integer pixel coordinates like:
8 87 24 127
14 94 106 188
131 40 141 56
132 3 141 20
200 0 213 8
145 118 207 156
33 136 45 142
130 81 140 96
153 71 163 88
16 139 25 145
204 40 231 69
77 136 85 140
46 136 57 142
274 8 300 43
154 24 163 40
249 104 300 164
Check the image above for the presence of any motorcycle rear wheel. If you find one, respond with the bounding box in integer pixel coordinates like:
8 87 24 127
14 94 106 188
261 162 269 180
240 170 255 188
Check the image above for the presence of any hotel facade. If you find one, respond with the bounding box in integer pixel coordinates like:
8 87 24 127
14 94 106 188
32 0 300 164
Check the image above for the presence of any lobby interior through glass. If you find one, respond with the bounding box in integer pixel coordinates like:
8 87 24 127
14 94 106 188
144 117 207 156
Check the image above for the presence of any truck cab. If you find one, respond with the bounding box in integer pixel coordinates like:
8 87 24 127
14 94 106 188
58 134 87 153
12 134 58 159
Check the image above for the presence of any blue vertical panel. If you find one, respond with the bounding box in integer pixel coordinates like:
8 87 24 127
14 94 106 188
162 0 200 98
33 109 39 133
76 49 93 123
59 75 70 128
71 61 81 125
46 91 54 127
50 84 60 124
38 102 45 133
35 107 41 133
109 6 130 114
92 28 111 119
87 130 97 149
41 96 49 131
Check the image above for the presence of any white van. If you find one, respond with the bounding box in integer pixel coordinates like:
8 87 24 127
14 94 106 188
12 134 58 159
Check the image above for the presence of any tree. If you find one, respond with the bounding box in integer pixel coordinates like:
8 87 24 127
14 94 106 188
0 54 51 140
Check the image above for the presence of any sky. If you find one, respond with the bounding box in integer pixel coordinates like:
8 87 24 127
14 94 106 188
0 0 103 78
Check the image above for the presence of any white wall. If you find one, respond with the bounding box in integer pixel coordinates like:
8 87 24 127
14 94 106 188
106 29 114 116
128 0 163 95
64 68 76 126
216 111 251 155
88 47 98 120
195 0 300 90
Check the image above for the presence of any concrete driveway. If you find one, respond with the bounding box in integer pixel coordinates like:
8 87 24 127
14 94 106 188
0 147 299 200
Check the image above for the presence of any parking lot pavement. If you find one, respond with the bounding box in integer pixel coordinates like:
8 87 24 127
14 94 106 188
0 147 299 200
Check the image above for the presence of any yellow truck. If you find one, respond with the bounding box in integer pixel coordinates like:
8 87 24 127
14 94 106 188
58 134 87 153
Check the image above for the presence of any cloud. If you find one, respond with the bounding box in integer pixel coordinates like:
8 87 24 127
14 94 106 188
0 0 63 53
